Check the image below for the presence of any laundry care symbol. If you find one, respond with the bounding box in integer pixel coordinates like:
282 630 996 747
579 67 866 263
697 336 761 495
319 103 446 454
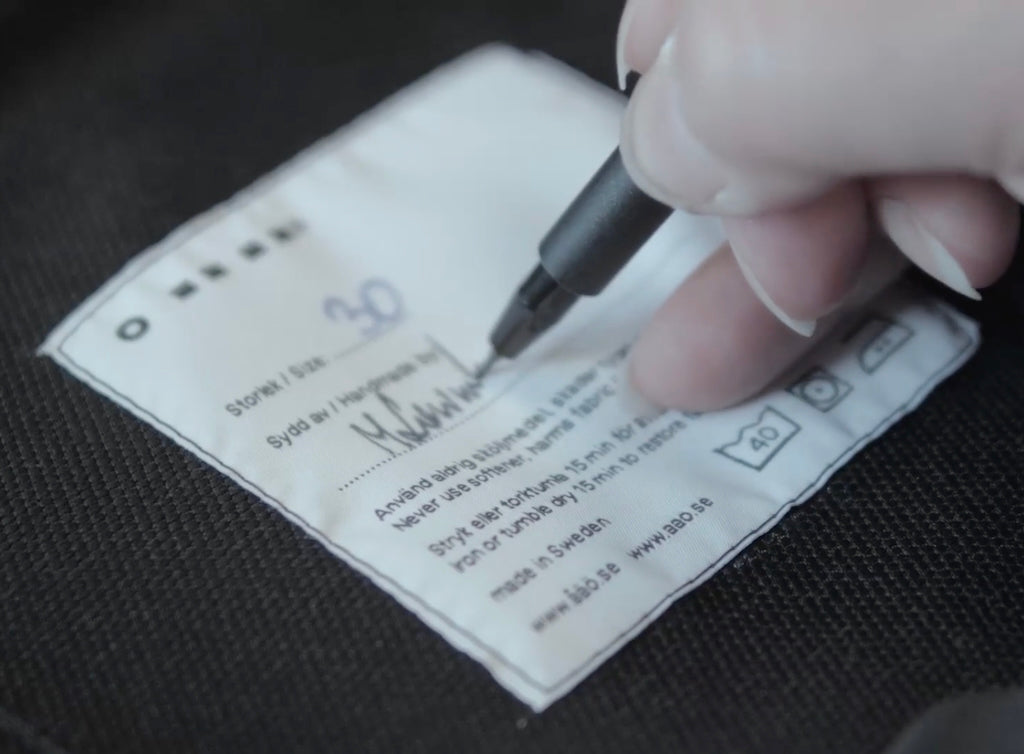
715 407 801 471
115 218 306 341
787 366 853 413
842 314 915 374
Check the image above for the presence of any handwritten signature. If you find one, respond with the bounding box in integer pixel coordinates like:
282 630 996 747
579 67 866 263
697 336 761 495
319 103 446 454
349 379 483 456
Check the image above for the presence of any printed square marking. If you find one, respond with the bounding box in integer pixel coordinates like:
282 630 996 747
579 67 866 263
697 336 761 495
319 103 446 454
171 281 197 299
201 264 228 279
270 219 305 243
240 242 266 259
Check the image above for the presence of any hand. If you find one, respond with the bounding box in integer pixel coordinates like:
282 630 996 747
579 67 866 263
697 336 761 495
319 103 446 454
618 0 1021 410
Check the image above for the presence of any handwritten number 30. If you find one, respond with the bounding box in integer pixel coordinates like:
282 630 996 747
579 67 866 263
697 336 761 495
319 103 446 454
323 278 404 337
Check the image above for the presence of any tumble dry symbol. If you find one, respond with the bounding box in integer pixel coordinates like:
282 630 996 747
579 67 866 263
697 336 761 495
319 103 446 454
787 367 852 412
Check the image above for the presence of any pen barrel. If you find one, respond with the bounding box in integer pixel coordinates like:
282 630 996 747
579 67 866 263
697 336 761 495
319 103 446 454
539 148 673 296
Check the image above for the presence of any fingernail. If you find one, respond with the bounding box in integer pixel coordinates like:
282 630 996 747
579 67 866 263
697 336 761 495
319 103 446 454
699 184 772 216
733 253 818 337
877 199 981 300
615 357 665 419
615 0 639 90
620 36 726 210
999 173 1024 204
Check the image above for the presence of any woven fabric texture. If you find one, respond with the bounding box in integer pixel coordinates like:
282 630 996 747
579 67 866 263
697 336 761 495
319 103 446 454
2 2 1023 752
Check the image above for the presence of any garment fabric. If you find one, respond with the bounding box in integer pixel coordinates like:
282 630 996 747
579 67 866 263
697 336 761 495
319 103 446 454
1 1 1022 752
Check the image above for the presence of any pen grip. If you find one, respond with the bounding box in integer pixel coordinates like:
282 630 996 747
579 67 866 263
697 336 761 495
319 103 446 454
539 148 673 296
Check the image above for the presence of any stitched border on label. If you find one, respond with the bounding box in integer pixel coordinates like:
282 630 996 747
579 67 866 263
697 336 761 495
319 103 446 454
56 282 975 697
46 118 977 699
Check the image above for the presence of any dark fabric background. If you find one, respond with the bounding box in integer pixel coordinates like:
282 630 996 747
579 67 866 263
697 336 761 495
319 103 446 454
1 2 1022 752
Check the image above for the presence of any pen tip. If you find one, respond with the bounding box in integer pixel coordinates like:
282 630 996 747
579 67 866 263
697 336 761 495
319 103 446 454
474 351 500 381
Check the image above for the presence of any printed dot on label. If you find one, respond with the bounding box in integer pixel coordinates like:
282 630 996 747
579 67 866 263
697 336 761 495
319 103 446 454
202 264 228 279
172 281 197 299
240 242 266 259
270 218 305 243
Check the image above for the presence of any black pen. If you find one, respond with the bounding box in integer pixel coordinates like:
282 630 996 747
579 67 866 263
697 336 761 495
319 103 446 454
475 146 673 380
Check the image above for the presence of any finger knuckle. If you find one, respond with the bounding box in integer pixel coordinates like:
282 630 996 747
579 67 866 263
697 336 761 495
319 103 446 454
672 1 765 141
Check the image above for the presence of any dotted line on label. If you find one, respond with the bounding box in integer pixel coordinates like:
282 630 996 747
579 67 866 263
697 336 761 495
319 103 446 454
338 454 404 491
336 364 537 493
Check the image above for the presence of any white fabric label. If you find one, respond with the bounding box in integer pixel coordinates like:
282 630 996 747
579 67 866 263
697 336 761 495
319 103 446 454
41 46 979 710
